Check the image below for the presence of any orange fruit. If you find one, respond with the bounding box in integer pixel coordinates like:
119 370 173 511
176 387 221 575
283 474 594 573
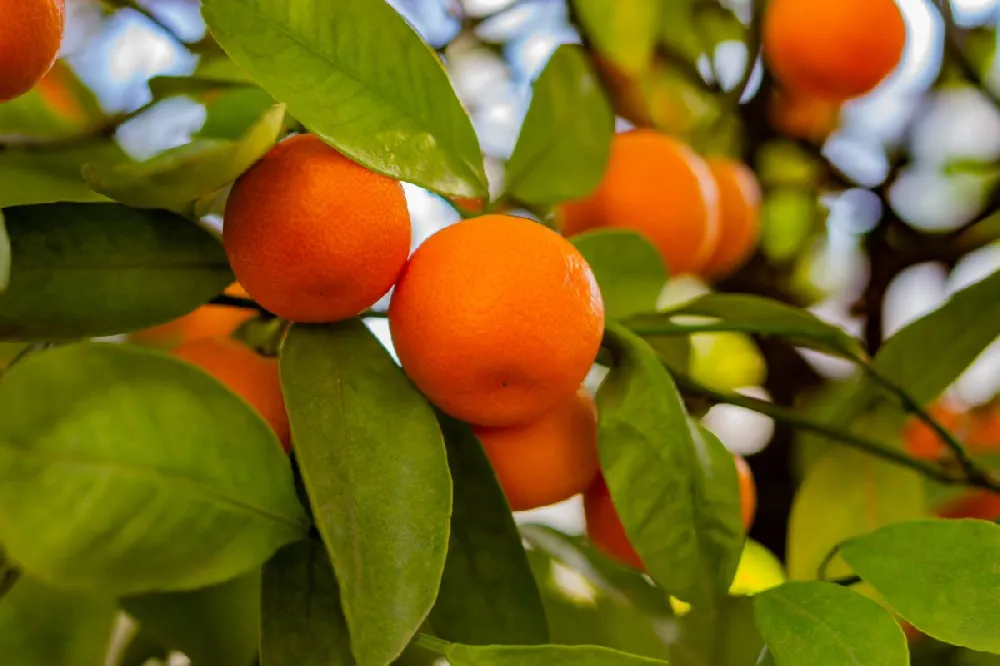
223 133 411 323
936 490 1000 521
586 453 756 571
762 0 906 101
903 402 967 460
474 389 600 511
36 60 85 122
389 214 605 427
0 0 64 103
700 159 762 280
173 337 291 452
735 453 757 532
969 405 1000 450
768 88 841 143
131 283 255 349
583 476 645 570
558 130 721 276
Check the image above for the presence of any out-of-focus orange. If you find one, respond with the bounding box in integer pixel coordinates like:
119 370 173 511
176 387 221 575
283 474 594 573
130 284 255 349
768 88 841 144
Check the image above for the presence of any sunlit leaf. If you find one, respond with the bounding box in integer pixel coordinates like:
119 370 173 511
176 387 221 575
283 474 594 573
280 322 452 666
841 519 1000 654
754 582 908 666
506 45 613 205
201 0 487 197
572 0 662 74
421 635 669 665
571 230 667 320
0 343 307 594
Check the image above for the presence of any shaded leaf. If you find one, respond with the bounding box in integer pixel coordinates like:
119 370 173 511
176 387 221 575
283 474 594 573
83 105 284 213
0 203 232 341
572 0 662 74
787 445 925 581
201 0 487 197
571 230 667 320
754 581 908 666
280 322 452 666
0 211 9 293
519 523 673 617
119 629 170 666
0 577 117 666
669 595 763 666
506 45 613 205
841 519 1000 654
0 343 307 594
122 571 261 666
422 635 669 665
597 322 744 605
430 415 548 645
260 540 354 666
637 294 864 360
0 143 126 207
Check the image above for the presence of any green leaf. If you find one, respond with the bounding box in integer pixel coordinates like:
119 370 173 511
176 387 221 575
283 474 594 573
571 230 668 320
871 268 1000 405
429 415 548 645
260 540 354 666
119 629 170 666
662 1 745 64
525 548 672 661
280 322 452 666
0 577 117 666
519 523 674 618
598 322 744 605
753 581 909 666
201 87 279 141
0 210 9 293
0 203 233 341
572 0 662 74
421 635 669 665
0 143 126 207
0 343 307 595
668 595 764 666
201 0 487 198
787 445 925 580
637 294 864 360
149 76 254 100
841 519 1000 654
506 44 613 205
122 571 261 666
83 105 285 213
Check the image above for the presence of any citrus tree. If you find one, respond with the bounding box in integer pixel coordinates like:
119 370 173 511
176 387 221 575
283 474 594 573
0 0 998 665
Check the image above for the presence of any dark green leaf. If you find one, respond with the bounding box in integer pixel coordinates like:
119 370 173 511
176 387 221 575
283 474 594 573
662 1 745 64
280 322 452 666
0 343 307 594
119 629 170 666
637 294 864 360
519 523 673 618
83 105 284 213
430 415 548 645
668 596 763 666
0 143 126 207
0 203 232 341
597 322 744 605
572 0 662 73
149 76 253 100
201 0 487 197
0 577 117 666
571 230 667 320
841 519 1000 654
506 45 613 205
753 581 908 666
422 635 669 665
871 269 1000 405
787 445 925 580
122 571 261 666
261 540 354 666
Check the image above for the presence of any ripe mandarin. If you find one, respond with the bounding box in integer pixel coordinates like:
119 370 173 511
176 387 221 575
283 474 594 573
223 134 411 323
735 453 757 532
474 389 600 511
131 284 254 348
558 130 721 276
173 337 291 452
700 158 762 279
389 214 605 427
763 0 906 101
0 0 64 102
